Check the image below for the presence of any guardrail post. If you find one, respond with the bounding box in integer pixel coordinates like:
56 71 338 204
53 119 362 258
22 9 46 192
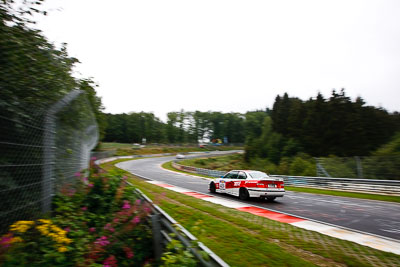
355 156 363 179
151 213 162 261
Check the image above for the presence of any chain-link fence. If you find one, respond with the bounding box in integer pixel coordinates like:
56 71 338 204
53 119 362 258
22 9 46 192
0 89 98 233
316 156 400 180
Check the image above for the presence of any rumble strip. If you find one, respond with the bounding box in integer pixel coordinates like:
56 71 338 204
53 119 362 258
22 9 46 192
147 180 400 255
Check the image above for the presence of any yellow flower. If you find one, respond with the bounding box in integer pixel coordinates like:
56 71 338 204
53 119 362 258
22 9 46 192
62 238 73 244
48 233 57 239
58 246 68 253
15 221 34 225
10 237 23 243
38 219 52 224
10 222 33 233
36 225 50 235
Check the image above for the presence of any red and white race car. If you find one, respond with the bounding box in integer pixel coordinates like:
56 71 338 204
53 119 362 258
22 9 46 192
209 170 285 201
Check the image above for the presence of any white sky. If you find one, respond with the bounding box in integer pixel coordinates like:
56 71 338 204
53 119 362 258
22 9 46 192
35 0 400 121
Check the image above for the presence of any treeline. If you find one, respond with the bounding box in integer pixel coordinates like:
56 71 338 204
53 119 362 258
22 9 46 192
246 89 400 164
0 1 106 137
103 111 247 144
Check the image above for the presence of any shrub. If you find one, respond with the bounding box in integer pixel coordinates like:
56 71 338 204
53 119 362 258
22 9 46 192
289 154 315 176
1 163 154 266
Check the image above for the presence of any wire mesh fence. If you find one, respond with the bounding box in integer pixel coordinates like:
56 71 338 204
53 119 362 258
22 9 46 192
0 89 98 233
316 156 400 180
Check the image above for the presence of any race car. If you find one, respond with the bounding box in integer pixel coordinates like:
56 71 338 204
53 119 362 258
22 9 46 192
208 170 284 201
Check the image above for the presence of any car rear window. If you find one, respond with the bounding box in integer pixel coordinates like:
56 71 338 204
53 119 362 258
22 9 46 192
224 171 238 178
248 171 269 179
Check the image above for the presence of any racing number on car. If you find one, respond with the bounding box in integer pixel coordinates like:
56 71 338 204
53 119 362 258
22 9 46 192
219 180 225 189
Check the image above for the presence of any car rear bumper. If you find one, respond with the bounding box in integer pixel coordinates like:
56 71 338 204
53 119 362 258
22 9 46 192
247 188 285 198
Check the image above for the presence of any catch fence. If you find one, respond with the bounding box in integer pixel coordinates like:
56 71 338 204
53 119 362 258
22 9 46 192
316 156 400 180
0 89 98 233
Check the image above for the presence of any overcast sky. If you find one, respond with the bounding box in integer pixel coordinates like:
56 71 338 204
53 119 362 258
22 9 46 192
35 0 400 121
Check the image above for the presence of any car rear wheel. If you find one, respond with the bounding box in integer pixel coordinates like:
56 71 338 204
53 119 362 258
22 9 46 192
239 188 249 200
266 196 276 201
209 182 216 193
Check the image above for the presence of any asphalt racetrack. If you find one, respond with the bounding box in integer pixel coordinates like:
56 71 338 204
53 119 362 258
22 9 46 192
117 155 400 241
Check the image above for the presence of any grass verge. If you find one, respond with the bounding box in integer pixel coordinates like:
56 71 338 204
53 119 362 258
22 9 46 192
162 161 214 179
98 142 243 156
285 186 400 203
101 159 400 267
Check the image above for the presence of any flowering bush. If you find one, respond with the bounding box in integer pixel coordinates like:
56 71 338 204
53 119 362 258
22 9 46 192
0 163 153 266
0 219 73 265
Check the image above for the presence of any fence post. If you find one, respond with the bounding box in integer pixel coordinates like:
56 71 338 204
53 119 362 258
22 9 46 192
42 90 83 213
355 156 363 179
151 213 163 261
315 158 331 177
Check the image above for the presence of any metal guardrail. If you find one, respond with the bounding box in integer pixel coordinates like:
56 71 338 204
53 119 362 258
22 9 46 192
172 161 400 196
127 185 229 267
128 186 229 267
97 157 229 267
270 175 400 196
173 161 225 178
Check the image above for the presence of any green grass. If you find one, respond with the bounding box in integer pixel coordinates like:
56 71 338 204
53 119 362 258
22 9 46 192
179 154 247 172
101 160 400 267
97 142 243 156
285 186 400 203
99 142 134 150
162 161 214 179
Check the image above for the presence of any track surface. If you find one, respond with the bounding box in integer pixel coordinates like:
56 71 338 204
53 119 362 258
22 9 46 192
117 155 400 241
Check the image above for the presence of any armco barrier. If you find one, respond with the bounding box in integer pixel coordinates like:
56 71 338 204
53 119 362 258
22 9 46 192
270 175 400 196
172 161 225 178
130 186 229 267
172 161 400 196
96 156 229 267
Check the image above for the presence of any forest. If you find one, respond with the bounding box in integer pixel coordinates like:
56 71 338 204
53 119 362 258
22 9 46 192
102 89 400 163
103 111 246 144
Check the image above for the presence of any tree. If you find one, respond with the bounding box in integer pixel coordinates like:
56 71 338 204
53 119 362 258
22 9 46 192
79 79 107 141
269 89 399 157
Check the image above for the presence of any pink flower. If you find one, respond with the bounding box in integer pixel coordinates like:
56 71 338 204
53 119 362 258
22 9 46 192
122 176 127 181
82 176 88 184
64 227 70 232
123 247 134 259
89 227 96 233
131 216 140 224
81 206 88 211
0 234 13 248
113 218 119 223
67 188 76 197
104 223 115 233
74 172 81 178
88 183 94 188
122 200 131 210
103 255 117 267
135 199 141 205
95 236 110 246
91 156 97 161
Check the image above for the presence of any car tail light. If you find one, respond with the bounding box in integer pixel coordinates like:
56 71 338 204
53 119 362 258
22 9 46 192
277 182 284 188
256 182 266 188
